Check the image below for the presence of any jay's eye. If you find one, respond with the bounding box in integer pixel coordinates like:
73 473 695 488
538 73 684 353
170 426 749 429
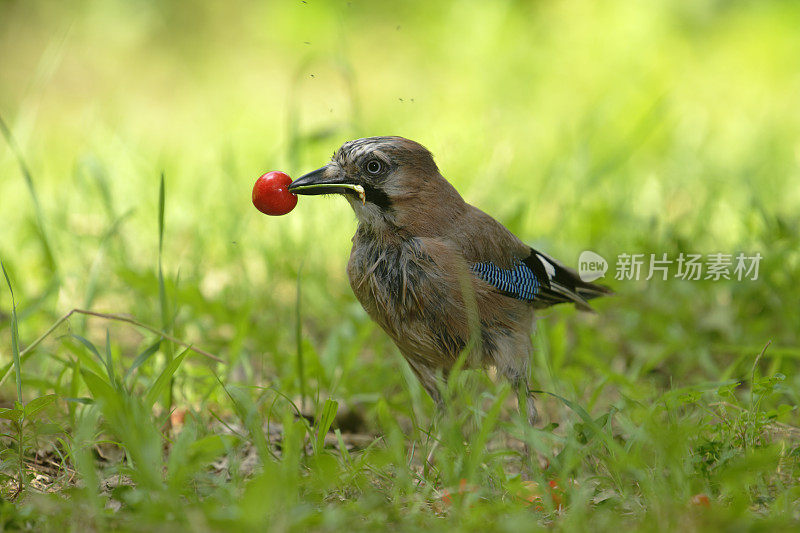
365 159 385 176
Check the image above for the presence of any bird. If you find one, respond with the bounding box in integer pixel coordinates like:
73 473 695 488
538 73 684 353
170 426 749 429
288 136 610 426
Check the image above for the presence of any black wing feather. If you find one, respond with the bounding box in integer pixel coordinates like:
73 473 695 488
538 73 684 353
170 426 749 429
522 247 612 311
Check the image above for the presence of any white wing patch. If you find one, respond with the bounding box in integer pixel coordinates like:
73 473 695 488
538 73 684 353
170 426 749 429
536 253 556 279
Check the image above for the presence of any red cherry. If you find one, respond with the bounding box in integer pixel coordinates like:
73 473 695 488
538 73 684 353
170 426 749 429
252 171 298 216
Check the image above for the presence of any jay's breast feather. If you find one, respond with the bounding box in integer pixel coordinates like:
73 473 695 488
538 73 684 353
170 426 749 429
346 232 534 371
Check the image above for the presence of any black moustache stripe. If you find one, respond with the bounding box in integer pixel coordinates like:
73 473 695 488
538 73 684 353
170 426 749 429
363 184 392 211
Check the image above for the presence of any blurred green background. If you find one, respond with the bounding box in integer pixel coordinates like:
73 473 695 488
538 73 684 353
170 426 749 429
1 0 800 529
2 0 798 389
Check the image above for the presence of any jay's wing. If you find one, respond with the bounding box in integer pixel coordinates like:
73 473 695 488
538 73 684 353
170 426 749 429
516 248 611 311
454 205 611 312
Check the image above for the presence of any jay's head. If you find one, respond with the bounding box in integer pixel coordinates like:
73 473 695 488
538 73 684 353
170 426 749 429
289 136 463 230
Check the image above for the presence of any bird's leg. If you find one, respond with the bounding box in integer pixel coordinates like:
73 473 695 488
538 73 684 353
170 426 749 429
508 375 540 476
423 406 443 476
515 380 538 427
422 380 450 475
406 360 446 474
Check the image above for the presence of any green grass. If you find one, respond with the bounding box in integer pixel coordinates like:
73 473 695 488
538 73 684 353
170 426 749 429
2 0 800 530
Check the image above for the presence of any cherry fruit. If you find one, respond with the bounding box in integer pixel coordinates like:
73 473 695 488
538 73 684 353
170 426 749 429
252 171 297 216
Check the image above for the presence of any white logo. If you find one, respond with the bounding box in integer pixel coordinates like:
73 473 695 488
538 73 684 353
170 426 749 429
578 250 608 282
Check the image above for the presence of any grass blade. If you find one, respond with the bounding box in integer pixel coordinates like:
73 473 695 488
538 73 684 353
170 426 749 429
125 339 162 382
158 172 168 331
295 262 305 412
24 393 58 418
145 347 189 409
217 377 273 461
71 334 108 375
2 260 23 403
535 389 625 458
104 329 115 384
157 173 175 413
0 114 57 275
315 398 339 453
80 369 117 406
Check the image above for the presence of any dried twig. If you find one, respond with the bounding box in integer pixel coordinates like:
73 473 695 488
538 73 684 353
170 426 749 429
0 308 223 387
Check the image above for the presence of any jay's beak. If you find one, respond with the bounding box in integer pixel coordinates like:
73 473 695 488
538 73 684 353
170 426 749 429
288 166 366 204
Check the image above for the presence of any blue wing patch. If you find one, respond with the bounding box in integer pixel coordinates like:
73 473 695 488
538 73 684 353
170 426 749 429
471 261 540 301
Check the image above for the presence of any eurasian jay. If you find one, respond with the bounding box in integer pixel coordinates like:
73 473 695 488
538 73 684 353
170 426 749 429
289 136 609 425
